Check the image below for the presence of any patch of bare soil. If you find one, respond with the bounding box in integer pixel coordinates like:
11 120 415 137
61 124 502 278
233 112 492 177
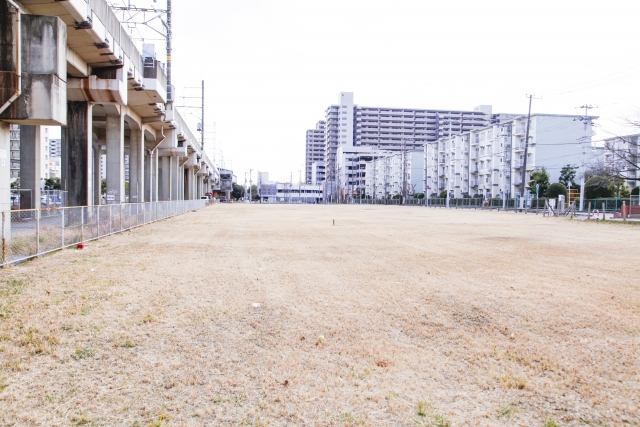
0 204 638 426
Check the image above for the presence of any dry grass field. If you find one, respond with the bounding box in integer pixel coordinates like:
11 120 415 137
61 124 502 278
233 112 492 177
0 204 639 426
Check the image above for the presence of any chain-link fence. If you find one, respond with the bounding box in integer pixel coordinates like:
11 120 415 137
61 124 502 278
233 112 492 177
1 200 209 267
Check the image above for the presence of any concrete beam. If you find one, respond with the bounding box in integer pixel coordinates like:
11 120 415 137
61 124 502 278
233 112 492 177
67 76 126 104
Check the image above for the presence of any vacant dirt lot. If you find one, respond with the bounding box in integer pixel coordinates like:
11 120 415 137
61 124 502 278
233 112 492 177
0 204 638 426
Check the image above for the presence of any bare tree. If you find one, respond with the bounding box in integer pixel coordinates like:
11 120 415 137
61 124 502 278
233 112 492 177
601 132 639 184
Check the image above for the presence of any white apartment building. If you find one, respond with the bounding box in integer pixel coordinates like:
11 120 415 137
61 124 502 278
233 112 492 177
9 124 19 181
364 150 424 199
305 121 325 184
602 134 639 189
310 161 325 184
317 92 519 199
424 114 596 199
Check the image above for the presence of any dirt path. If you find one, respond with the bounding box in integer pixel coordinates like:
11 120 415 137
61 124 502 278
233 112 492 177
1 204 638 426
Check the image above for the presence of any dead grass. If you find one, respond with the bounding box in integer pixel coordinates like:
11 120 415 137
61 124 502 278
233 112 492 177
0 204 639 426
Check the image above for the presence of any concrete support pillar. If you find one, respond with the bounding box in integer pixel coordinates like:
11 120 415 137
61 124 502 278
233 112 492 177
171 157 179 201
105 114 124 203
144 149 150 202
152 149 159 202
19 125 41 210
129 129 144 203
159 155 170 201
92 143 101 205
0 123 11 214
62 101 93 206
184 167 191 200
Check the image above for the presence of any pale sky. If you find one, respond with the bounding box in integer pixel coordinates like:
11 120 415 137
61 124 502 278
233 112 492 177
123 0 640 183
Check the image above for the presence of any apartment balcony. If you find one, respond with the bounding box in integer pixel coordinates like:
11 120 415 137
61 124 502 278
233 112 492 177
439 171 446 178
471 169 479 174
439 158 446 164
471 181 479 187
514 125 526 135
438 183 446 189
514 144 526 152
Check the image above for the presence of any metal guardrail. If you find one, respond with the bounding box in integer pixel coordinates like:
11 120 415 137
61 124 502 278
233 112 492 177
1 200 209 268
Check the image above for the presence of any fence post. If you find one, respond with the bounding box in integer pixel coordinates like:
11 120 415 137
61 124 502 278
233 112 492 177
81 207 84 242
1 211 6 265
623 201 627 221
109 204 112 234
36 209 40 255
61 208 65 248
602 202 606 221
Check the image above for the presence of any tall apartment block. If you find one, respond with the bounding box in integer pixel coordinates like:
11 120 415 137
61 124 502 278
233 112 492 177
305 120 325 183
424 114 597 199
309 92 518 199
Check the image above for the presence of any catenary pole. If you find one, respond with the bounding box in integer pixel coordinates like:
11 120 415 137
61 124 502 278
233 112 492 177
520 95 534 203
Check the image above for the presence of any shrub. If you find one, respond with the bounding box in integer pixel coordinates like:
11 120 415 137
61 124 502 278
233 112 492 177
585 176 614 199
438 190 448 198
415 193 425 199
547 183 568 199
631 186 639 196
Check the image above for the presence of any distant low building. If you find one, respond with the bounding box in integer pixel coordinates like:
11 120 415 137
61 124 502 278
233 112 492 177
258 182 323 203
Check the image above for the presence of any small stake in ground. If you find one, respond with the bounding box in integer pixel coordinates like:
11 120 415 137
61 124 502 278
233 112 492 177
333 219 335 226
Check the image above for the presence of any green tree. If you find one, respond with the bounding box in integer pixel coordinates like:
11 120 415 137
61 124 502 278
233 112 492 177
101 179 106 195
611 178 630 197
558 165 578 189
438 190 448 198
528 167 550 197
250 184 259 200
415 193 425 199
231 183 245 200
547 183 568 199
44 177 61 190
10 180 19 189
585 176 614 199
632 186 639 196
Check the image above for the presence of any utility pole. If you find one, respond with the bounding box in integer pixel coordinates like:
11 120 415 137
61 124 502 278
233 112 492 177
372 154 376 203
166 0 172 96
201 80 205 150
577 104 596 211
520 95 534 203
249 169 253 202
